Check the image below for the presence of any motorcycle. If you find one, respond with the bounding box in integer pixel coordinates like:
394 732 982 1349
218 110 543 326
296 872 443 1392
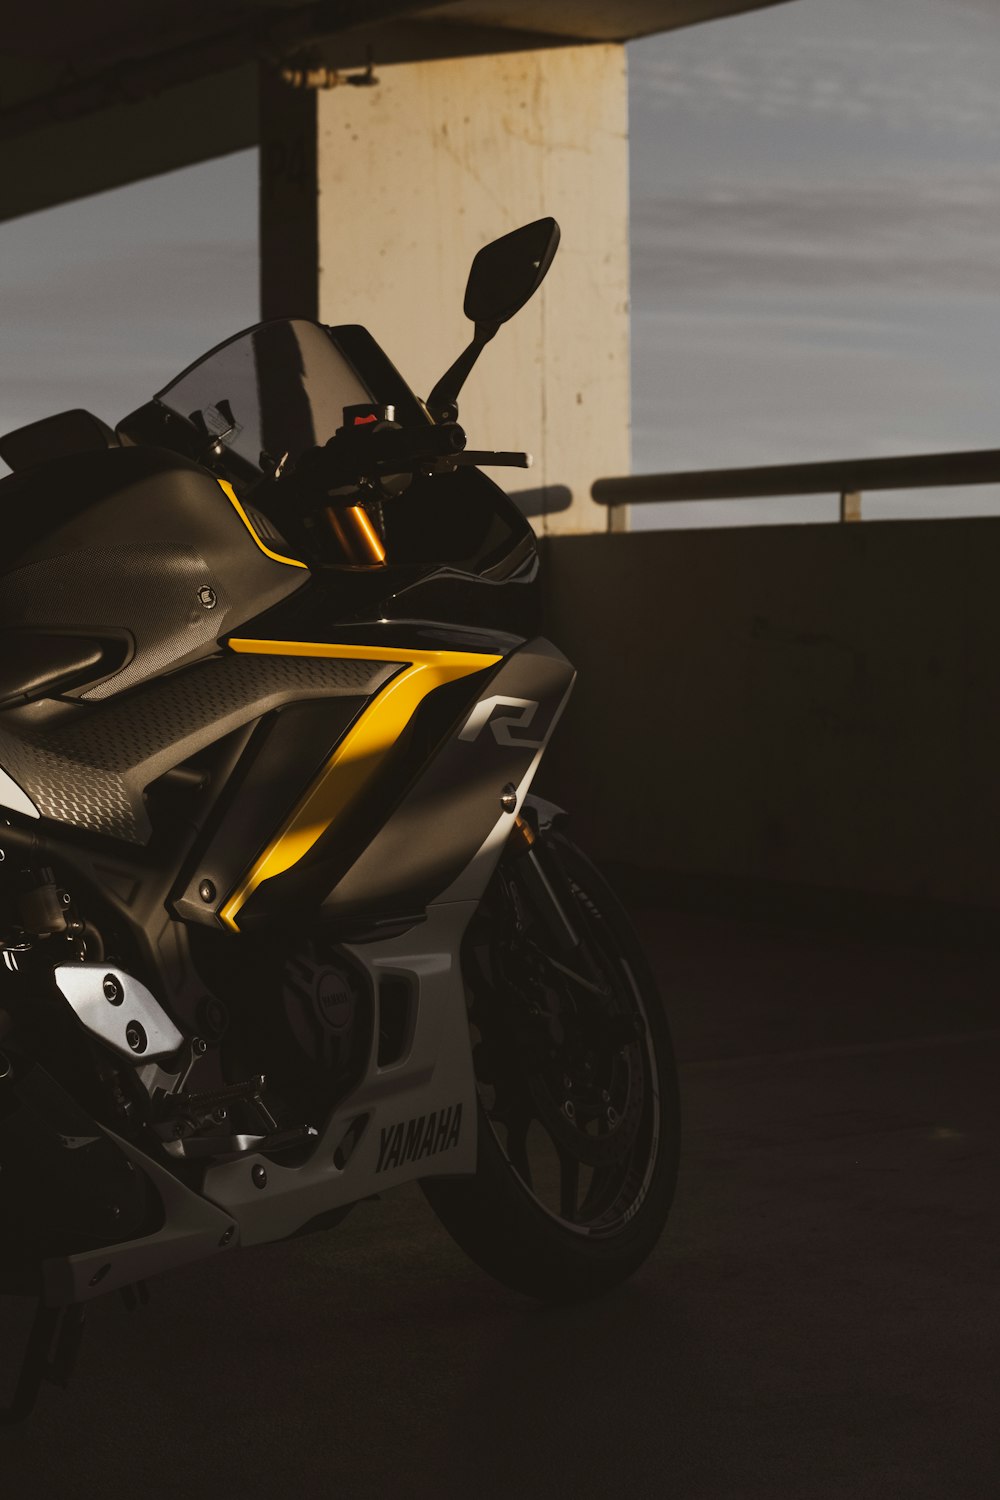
0 218 679 1422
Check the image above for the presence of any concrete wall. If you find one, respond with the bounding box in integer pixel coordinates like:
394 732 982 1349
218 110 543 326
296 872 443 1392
540 520 1000 909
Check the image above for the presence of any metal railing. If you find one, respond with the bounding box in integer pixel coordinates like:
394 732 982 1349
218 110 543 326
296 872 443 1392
591 447 1000 522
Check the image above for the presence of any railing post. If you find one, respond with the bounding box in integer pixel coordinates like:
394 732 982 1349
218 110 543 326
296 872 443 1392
840 490 862 523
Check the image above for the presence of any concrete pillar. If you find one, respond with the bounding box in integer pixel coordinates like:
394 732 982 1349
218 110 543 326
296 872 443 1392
260 46 629 534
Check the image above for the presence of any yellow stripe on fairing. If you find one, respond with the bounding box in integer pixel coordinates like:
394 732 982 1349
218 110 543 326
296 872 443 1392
219 638 502 931
217 479 308 569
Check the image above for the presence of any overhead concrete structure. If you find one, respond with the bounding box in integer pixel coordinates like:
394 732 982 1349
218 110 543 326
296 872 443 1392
1 1 791 214
0 0 794 531
0 1 791 220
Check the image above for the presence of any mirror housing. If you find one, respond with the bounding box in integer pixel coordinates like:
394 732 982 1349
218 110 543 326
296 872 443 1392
427 217 560 422
463 217 561 332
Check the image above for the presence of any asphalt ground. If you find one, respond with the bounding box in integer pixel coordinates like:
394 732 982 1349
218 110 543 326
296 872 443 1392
2 895 998 1499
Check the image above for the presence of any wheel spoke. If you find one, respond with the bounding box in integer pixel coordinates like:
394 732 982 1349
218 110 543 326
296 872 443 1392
467 830 668 1239
557 1147 579 1222
530 949 609 1000
501 1100 534 1191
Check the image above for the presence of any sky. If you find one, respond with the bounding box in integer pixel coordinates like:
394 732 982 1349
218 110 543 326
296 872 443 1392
629 0 1000 525
3 0 1000 526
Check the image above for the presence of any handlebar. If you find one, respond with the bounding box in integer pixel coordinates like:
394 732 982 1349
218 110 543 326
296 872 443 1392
293 418 463 498
290 416 531 510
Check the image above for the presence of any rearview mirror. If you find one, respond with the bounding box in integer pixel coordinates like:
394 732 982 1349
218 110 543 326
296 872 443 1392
427 217 561 421
463 217 561 332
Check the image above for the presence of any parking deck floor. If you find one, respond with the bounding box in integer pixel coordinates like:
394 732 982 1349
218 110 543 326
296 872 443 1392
2 893 998 1498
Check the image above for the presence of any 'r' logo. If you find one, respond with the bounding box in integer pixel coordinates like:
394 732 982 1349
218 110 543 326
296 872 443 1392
459 695 545 748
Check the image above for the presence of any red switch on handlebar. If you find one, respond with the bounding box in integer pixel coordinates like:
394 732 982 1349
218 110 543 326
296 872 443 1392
342 403 396 430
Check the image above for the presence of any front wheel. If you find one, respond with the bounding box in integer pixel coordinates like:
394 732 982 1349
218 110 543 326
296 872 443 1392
422 822 680 1302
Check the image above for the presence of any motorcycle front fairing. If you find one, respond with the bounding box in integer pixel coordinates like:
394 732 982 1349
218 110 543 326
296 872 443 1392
0 314 572 1294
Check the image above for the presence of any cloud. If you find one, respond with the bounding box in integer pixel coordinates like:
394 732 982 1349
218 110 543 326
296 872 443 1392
630 0 1000 145
631 169 1000 297
0 241 258 347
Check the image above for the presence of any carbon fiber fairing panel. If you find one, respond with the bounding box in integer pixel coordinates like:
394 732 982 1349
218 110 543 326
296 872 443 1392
0 545 232 701
0 652 401 843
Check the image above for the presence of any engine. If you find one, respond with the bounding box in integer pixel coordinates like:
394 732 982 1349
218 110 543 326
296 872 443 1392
0 841 373 1179
187 930 374 1150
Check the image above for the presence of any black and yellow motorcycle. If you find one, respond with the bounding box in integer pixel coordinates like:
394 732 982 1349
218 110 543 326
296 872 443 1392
0 219 679 1421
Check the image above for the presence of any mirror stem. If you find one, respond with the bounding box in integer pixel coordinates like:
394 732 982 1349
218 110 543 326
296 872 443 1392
426 322 499 422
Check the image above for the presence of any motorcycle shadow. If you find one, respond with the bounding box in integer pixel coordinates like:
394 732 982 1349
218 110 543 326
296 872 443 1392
0 1183 717 1500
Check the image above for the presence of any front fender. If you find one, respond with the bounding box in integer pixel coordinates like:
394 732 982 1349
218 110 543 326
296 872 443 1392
521 792 568 834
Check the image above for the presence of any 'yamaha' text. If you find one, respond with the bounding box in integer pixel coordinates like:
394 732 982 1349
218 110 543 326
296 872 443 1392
375 1103 463 1174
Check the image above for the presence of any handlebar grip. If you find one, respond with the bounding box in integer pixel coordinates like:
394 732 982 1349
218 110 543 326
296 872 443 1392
456 450 533 469
342 419 467 470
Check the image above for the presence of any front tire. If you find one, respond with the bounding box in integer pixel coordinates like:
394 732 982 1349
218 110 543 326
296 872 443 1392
422 824 679 1302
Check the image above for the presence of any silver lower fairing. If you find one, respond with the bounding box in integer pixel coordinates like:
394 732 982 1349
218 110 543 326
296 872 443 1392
200 898 481 1244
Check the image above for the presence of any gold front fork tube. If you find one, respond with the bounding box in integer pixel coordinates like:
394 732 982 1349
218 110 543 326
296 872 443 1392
514 813 536 848
325 504 386 566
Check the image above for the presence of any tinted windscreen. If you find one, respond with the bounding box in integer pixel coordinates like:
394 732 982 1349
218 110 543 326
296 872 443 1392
155 319 372 480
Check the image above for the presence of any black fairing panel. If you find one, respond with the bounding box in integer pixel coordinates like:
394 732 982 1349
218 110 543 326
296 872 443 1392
381 466 532 575
237 639 574 929
318 639 574 918
171 698 370 927
244 468 540 644
325 324 429 428
0 446 307 702
0 1062 155 1257
0 408 117 472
